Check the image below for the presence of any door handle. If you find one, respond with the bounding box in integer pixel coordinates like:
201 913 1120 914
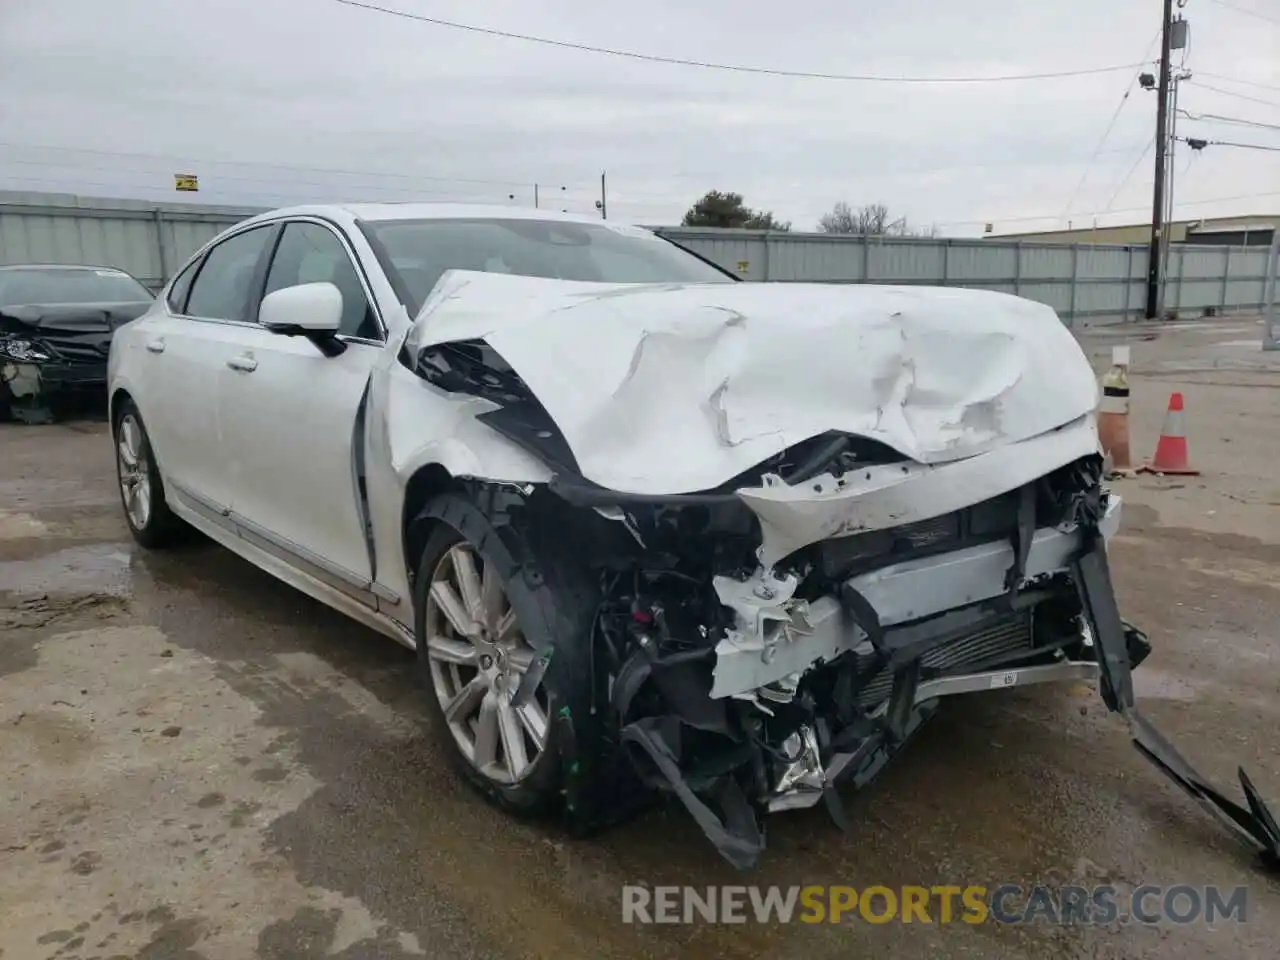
226 354 258 373
145 339 165 354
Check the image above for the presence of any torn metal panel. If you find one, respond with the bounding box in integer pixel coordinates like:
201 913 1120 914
708 493 1121 699
848 494 1122 627
405 271 1100 496
735 413 1102 568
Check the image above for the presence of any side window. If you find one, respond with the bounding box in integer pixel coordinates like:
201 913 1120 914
263 222 380 340
185 226 274 322
165 257 200 314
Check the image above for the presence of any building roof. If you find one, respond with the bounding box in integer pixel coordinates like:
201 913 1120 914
990 212 1277 240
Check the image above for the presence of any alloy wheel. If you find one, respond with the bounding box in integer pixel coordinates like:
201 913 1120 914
117 413 152 530
424 543 550 783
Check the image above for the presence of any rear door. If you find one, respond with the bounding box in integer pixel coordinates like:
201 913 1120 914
137 224 278 517
215 218 385 603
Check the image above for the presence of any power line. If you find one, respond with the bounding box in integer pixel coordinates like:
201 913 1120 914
1185 137 1280 151
0 141 590 191
1104 133 1157 213
3 171 1275 231
1178 109 1280 131
1190 82 1280 108
0 139 1155 207
1062 30 1164 219
0 172 616 217
1207 0 1280 25
926 189 1279 228
1196 70 1280 91
328 0 1150 84
0 155 562 200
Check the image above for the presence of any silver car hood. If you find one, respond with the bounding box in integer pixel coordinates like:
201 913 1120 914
405 271 1100 495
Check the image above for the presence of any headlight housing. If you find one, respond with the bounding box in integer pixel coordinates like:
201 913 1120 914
0 338 54 363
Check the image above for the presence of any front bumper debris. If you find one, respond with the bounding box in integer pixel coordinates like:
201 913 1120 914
762 528 1280 873
1 360 106 424
1073 533 1280 870
615 516 1278 875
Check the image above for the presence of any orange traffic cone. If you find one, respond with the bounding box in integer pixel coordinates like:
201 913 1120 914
1142 392 1199 475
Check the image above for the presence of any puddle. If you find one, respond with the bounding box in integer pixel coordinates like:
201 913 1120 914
0 542 135 598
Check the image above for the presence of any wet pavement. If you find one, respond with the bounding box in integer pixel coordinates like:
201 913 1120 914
2 321 1279 958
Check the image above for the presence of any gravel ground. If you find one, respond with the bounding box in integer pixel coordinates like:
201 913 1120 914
1 316 1278 959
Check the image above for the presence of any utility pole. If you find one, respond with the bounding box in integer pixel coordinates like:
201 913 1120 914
1158 64 1191 317
599 171 608 220
534 184 539 209
1264 230 1279 351
1145 0 1175 320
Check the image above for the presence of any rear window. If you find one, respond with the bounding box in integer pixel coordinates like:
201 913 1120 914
0 268 154 307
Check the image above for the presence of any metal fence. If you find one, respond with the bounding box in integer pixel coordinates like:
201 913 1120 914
0 191 260 291
657 227 1274 325
1 190 1274 326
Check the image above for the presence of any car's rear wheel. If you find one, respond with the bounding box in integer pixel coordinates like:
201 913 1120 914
412 491 599 816
113 401 183 548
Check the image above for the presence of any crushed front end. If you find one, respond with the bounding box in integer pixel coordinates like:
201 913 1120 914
537 427 1278 873
546 431 1117 865
403 314 1278 873
1 304 132 423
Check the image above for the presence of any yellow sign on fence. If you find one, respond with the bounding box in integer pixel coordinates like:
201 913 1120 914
174 174 199 192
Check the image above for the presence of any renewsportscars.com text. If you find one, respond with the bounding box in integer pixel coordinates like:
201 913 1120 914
621 884 1250 926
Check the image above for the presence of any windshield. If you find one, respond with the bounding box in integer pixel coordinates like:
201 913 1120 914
0 268 153 307
361 218 734 312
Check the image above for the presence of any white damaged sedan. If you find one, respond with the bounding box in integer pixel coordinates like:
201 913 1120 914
108 204 1279 870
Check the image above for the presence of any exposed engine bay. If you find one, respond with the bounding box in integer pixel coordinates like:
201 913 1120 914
407 334 1280 873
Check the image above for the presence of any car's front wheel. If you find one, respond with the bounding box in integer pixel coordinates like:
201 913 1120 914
113 401 183 548
412 491 599 816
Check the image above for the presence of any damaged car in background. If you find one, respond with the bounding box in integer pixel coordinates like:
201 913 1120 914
1 263 155 423
107 204 1279 872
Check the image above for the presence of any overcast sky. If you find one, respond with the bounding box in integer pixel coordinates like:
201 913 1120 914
0 0 1276 235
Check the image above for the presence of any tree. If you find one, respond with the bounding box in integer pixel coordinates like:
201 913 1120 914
743 210 791 231
817 201 936 238
681 191 791 231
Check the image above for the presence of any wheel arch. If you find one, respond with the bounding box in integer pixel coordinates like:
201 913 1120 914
401 462 463 581
108 386 133 426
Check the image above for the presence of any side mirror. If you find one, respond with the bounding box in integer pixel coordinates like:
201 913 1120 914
258 282 346 356
260 282 343 333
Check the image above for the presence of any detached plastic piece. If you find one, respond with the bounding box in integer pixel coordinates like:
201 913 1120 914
1074 533 1279 872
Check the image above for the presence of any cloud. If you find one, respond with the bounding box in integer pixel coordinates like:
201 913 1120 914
0 0 1275 234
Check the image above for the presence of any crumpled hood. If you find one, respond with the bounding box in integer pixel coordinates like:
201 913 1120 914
0 302 151 337
406 271 1100 495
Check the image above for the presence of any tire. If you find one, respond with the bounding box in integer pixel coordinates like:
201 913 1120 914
412 491 600 818
112 400 183 548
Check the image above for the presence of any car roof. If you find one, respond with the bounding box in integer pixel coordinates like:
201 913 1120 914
0 263 132 272
239 202 619 228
